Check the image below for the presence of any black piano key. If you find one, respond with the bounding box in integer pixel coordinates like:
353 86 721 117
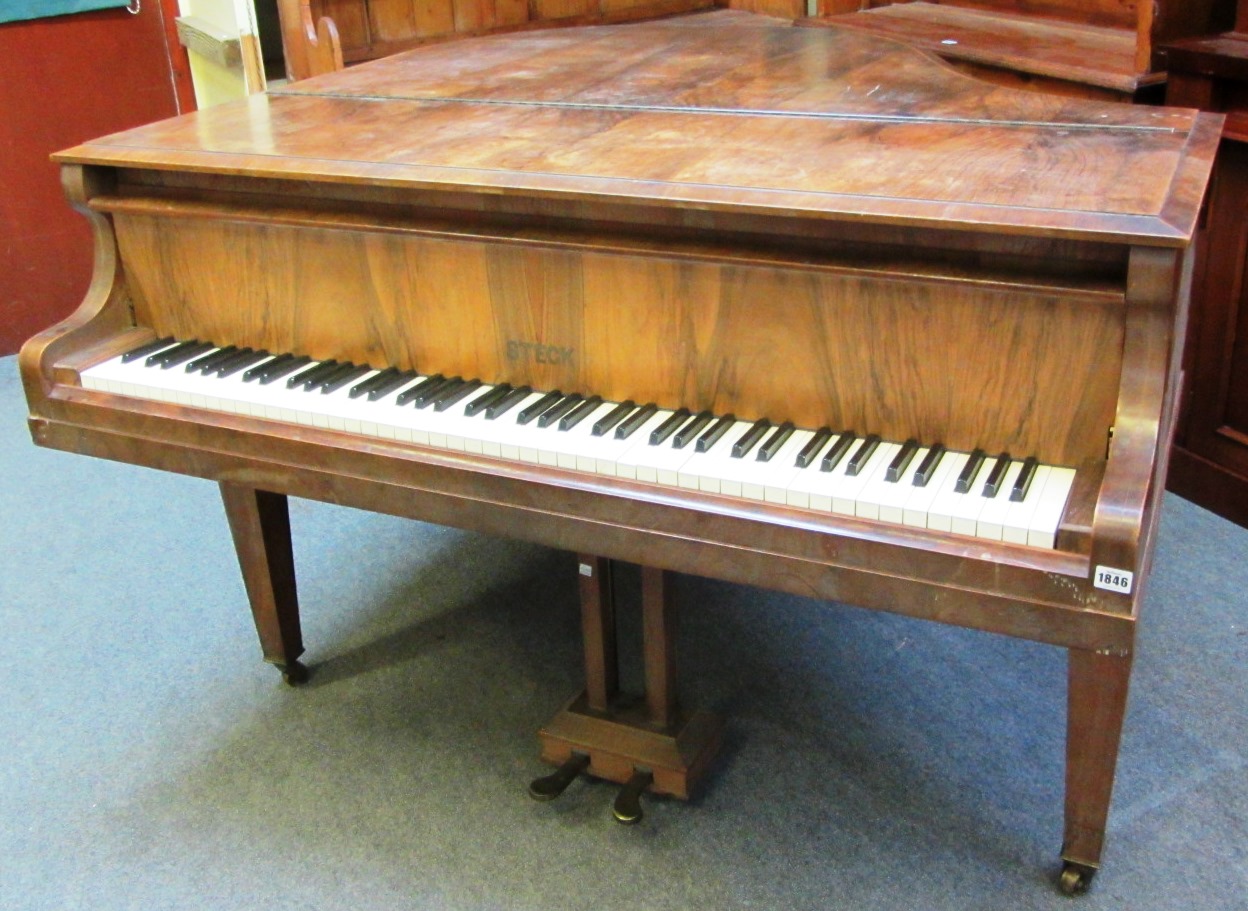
955 448 986 493
416 371 466 409
672 411 713 450
244 353 293 382
559 396 603 431
592 400 635 437
1010 456 1040 502
649 408 690 445
349 367 400 399
981 452 1012 498
145 339 204 368
486 385 533 420
186 345 239 374
731 419 771 458
286 359 338 389
517 390 563 425
216 349 269 378
366 369 417 402
912 444 946 487
616 403 657 440
464 384 513 417
696 414 736 452
319 364 371 394
885 438 920 483
258 355 312 385
845 434 881 477
538 394 584 428
122 336 176 363
159 341 215 369
757 422 795 462
434 379 484 413
396 374 446 406
820 431 856 473
796 427 832 468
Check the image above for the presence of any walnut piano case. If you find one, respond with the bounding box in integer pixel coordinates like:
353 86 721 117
19 12 1220 894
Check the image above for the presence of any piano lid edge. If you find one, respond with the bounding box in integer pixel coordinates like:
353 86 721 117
50 146 1202 248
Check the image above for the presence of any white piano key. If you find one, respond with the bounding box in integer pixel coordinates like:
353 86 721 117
754 430 819 503
593 410 671 477
859 445 931 524
975 460 1025 541
549 402 625 470
1027 467 1076 549
903 450 965 529
843 441 899 517
674 419 757 493
1000 465 1051 545
615 411 690 483
929 457 994 535
784 434 842 510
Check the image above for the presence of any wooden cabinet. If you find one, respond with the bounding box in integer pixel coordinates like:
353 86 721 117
1160 21 1248 527
807 0 1236 99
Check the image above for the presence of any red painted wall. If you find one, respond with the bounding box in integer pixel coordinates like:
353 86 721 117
0 2 191 354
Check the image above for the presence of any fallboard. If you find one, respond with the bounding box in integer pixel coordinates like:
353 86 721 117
99 193 1126 469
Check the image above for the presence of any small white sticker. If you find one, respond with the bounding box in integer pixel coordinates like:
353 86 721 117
1093 565 1134 595
579 563 593 577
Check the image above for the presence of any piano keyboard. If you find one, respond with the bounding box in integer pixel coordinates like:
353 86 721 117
82 339 1077 549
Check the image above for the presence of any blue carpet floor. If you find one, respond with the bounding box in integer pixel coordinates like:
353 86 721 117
1 354 1244 910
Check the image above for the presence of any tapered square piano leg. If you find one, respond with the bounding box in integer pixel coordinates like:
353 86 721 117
533 558 723 819
219 482 307 684
1060 647 1134 894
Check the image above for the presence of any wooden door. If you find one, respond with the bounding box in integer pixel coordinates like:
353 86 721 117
0 1 191 355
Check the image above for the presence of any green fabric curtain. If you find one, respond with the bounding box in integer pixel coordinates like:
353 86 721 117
0 0 131 25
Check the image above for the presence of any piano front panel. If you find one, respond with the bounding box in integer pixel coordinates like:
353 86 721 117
109 204 1125 467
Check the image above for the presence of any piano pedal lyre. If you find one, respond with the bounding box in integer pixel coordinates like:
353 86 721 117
531 556 723 822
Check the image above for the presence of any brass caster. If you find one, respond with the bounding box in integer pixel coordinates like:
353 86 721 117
612 769 654 825
1059 861 1097 896
281 660 310 686
528 753 590 801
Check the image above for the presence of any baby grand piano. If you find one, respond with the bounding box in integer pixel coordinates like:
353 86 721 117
19 10 1220 894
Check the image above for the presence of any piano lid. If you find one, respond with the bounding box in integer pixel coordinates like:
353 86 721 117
54 11 1221 245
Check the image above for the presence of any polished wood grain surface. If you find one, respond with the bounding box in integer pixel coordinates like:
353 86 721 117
812 0 1236 95
18 12 1222 890
55 12 1216 244
807 2 1145 93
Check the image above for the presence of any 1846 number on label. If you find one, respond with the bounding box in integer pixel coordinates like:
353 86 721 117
1093 565 1134 595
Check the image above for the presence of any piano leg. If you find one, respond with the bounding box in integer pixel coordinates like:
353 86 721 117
580 555 619 713
1060 647 1134 894
532 557 723 818
219 482 308 685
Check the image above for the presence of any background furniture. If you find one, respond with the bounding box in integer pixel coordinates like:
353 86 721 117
807 0 1236 100
1159 4 1248 528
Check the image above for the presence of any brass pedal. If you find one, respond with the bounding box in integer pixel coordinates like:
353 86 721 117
612 769 654 825
528 752 590 801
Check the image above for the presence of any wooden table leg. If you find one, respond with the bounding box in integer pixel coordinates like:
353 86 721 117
219 482 307 684
1060 646 1134 893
